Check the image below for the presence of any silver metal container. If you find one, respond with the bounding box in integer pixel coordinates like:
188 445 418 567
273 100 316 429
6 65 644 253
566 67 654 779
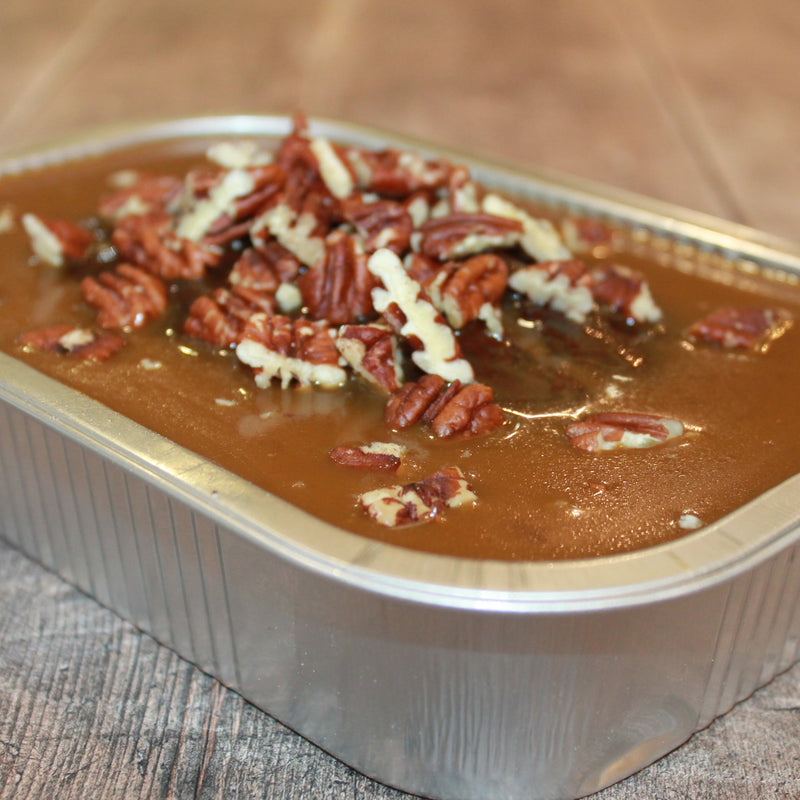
2 116 800 800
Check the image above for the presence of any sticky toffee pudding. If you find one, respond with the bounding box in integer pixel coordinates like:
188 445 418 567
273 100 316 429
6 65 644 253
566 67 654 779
1 121 799 561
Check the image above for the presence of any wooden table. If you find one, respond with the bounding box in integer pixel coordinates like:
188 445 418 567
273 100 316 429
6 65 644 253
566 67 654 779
1 1 799 797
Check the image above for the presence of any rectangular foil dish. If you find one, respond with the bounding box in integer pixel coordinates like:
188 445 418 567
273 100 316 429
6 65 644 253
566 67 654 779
2 115 800 800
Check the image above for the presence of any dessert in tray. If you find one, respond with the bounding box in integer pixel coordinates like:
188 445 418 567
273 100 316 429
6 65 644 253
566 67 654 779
1 116 799 561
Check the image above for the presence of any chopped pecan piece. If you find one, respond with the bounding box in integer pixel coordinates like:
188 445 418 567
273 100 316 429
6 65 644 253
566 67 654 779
445 165 482 214
298 229 379 324
340 193 413 254
17 324 125 361
336 323 403 393
21 214 94 267
178 163 285 244
99 172 184 219
592 264 662 324
566 411 685 452
308 136 358 199
687 307 793 351
561 216 615 255
415 212 523 261
184 286 275 348
81 263 168 330
273 126 342 226
481 193 572 262
509 258 595 324
423 253 508 334
358 466 476 527
236 313 346 388
230 241 301 290
206 139 274 169
329 441 407 472
111 212 222 280
250 202 327 268
385 375 504 438
368 248 474 383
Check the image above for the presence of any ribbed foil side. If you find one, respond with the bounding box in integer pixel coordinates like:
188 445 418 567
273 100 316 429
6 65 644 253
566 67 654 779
698 546 800 728
0 400 239 689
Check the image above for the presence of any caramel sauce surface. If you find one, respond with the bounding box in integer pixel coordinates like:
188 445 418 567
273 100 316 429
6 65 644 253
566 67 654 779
2 139 800 561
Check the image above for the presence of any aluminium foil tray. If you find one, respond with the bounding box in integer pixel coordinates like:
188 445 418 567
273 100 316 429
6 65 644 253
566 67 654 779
2 115 800 800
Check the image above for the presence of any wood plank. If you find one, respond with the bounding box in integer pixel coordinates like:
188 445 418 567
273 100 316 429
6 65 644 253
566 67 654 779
0 0 128 144
621 0 800 238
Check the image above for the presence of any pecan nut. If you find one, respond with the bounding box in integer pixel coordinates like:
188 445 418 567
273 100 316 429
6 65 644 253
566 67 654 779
591 264 662 324
358 466 476 527
509 258 595 324
687 306 793 351
236 313 346 388
561 216 615 255
81 263 168 330
336 323 403 393
17 324 125 361
298 229 379 324
415 212 523 261
343 146 454 197
111 212 221 280
21 214 94 267
184 286 275 348
385 375 504 438
229 241 301 290
98 171 184 220
340 193 413 254
368 248 474 383
329 441 407 472
566 411 685 452
423 253 509 332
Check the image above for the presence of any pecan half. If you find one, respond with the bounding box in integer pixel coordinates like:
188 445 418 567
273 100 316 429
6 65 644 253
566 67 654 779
329 441 407 472
298 229 379 324
17 324 125 361
81 263 168 330
509 258 595 324
184 286 275 348
687 307 793 351
358 466 476 527
424 253 509 332
385 375 504 438
21 214 94 267
336 323 403 393
236 313 346 388
592 264 662 324
566 411 685 452
415 212 523 261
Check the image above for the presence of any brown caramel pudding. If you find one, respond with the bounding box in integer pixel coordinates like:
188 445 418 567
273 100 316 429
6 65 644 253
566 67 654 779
1 129 799 562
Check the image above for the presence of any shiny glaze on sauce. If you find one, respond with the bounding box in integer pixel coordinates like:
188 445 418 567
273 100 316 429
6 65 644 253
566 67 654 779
2 139 800 561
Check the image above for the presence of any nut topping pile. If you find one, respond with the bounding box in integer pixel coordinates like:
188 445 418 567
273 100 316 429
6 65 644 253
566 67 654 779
13 116 795 531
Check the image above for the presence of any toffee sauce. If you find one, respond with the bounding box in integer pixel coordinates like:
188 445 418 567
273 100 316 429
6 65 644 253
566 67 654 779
2 139 800 561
